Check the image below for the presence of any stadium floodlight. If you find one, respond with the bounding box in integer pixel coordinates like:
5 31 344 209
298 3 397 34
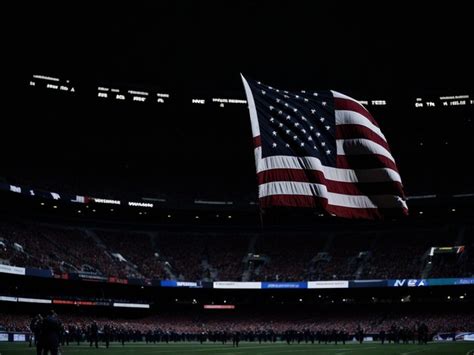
53 205 57 209
167 214 171 218
40 202 45 206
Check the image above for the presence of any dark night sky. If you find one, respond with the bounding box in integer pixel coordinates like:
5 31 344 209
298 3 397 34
9 1 473 93
3 2 473 198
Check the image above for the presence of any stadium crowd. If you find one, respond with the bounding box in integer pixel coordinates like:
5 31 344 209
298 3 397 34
0 221 473 282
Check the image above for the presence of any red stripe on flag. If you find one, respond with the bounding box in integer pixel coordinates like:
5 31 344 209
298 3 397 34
334 98 379 127
335 124 390 152
336 154 400 173
253 136 261 148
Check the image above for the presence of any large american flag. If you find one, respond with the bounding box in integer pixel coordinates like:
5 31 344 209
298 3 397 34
241 75 408 219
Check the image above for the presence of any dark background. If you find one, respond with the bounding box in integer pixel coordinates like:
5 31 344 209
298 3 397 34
2 1 473 199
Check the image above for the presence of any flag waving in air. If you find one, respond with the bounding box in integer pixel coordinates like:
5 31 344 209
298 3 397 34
241 75 408 219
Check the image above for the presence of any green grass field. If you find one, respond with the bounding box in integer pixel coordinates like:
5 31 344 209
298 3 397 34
1 342 474 355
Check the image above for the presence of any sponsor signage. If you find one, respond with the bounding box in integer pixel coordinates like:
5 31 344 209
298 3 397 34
307 280 349 289
76 273 108 282
203 305 235 309
52 300 96 306
261 282 307 289
113 303 150 309
17 297 51 304
454 278 474 285
93 198 121 205
108 277 129 284
13 334 26 342
389 279 428 287
161 280 200 287
128 201 153 208
0 296 17 302
213 282 261 289
0 264 26 275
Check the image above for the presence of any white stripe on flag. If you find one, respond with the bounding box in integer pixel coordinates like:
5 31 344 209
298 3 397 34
255 147 402 183
335 110 386 142
336 139 396 163
241 75 261 138
259 181 407 209
331 90 368 109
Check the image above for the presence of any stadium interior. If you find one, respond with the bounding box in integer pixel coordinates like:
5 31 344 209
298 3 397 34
1 2 473 354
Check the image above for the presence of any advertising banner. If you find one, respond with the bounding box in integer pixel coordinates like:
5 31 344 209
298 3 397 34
213 282 261 289
307 280 348 289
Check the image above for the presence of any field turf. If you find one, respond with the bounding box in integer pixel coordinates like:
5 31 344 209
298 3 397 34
1 342 474 355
